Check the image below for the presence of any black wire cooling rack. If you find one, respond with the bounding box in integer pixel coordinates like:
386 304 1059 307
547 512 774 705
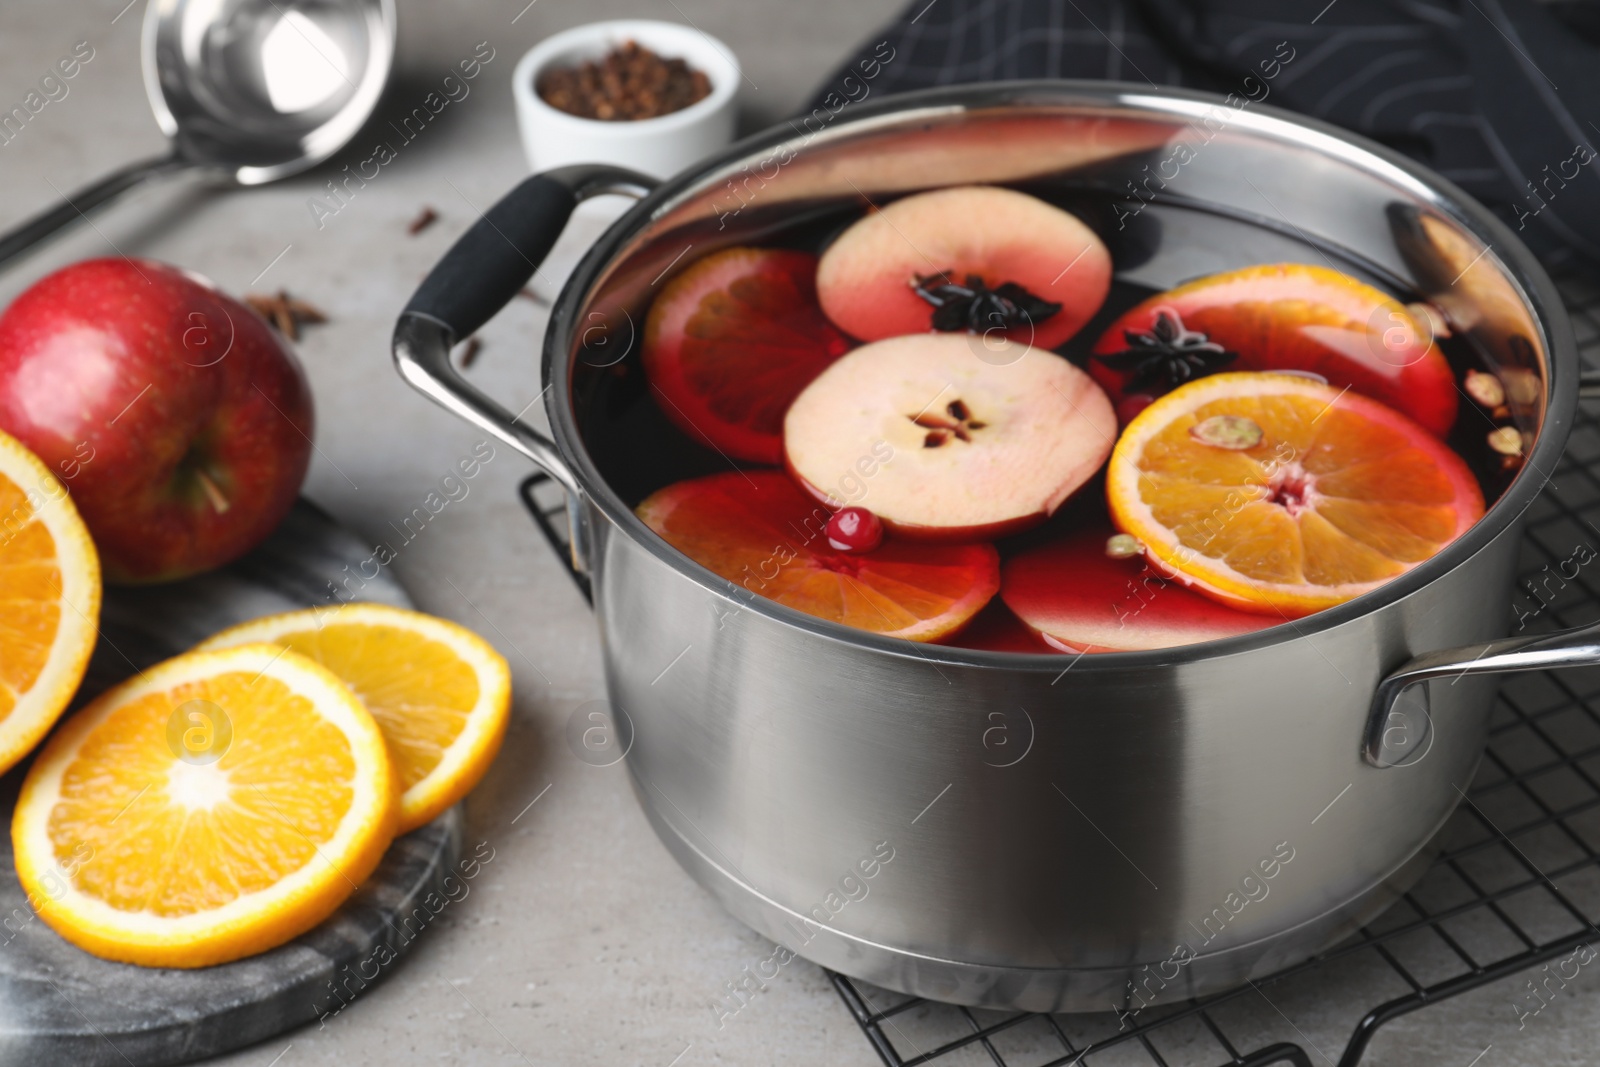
519 270 1600 1067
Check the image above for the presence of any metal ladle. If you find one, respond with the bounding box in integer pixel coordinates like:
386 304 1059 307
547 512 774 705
0 0 395 269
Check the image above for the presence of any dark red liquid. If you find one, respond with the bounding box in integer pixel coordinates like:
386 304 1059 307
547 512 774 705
573 186 1522 652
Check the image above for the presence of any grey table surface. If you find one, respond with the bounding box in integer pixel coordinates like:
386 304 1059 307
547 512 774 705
3 3 1599 1065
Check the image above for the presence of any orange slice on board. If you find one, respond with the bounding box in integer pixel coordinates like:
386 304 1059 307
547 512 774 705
198 603 511 834
637 471 999 641
13 644 394 968
1106 372 1483 617
0 429 100 775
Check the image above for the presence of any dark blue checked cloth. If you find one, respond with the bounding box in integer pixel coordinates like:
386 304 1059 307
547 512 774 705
811 0 1600 269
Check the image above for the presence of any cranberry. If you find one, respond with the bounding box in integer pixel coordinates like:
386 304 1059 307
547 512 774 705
826 507 884 552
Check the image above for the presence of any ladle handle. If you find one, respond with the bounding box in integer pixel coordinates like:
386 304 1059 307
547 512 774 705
0 151 186 271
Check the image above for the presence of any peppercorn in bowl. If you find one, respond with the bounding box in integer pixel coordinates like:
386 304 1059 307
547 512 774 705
511 20 739 179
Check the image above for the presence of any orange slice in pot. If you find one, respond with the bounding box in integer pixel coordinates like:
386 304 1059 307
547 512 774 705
1106 372 1483 617
637 471 999 641
642 247 852 464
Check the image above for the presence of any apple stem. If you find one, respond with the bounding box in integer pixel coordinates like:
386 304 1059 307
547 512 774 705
195 470 232 514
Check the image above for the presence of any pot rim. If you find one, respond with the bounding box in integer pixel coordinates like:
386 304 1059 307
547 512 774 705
543 79 1579 673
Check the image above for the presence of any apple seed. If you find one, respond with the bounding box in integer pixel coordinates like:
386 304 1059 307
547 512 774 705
910 398 985 447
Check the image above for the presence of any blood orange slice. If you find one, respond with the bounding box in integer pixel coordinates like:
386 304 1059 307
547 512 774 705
637 471 999 641
642 247 852 464
1107 372 1483 617
934 602 1051 652
1089 264 1458 436
1002 527 1276 653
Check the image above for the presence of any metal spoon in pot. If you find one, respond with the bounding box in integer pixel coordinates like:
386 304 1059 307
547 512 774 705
0 0 395 269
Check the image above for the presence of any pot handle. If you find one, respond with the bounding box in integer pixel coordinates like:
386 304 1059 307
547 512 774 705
392 164 657 575
1364 618 1600 765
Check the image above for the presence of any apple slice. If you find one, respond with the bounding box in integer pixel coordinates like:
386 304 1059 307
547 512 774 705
816 186 1111 351
643 247 852 464
784 334 1116 541
1002 528 1277 653
637 471 998 642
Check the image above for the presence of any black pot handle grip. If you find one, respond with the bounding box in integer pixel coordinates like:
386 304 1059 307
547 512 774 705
393 165 656 576
402 165 657 342
402 174 573 341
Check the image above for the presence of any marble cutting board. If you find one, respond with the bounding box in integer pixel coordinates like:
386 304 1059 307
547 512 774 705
0 500 464 1067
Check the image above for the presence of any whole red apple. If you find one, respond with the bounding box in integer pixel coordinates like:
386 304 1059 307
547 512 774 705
0 258 314 583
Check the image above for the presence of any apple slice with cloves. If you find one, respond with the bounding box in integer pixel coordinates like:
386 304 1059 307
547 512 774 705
815 185 1112 351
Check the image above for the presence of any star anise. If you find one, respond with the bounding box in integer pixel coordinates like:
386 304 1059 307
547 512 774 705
1096 308 1235 392
911 273 1062 334
244 290 328 341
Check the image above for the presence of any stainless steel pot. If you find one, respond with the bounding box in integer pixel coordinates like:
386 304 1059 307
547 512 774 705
392 83 1600 1013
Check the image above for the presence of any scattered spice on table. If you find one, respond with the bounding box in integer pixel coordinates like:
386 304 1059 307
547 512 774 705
537 41 711 121
457 336 482 368
245 290 327 341
407 206 439 235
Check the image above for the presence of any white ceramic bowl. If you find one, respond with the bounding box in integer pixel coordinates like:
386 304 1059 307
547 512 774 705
512 20 740 181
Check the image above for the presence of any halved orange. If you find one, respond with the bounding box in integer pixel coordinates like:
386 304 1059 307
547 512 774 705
13 644 394 968
637 471 999 641
197 604 511 833
0 429 100 775
1107 372 1483 617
